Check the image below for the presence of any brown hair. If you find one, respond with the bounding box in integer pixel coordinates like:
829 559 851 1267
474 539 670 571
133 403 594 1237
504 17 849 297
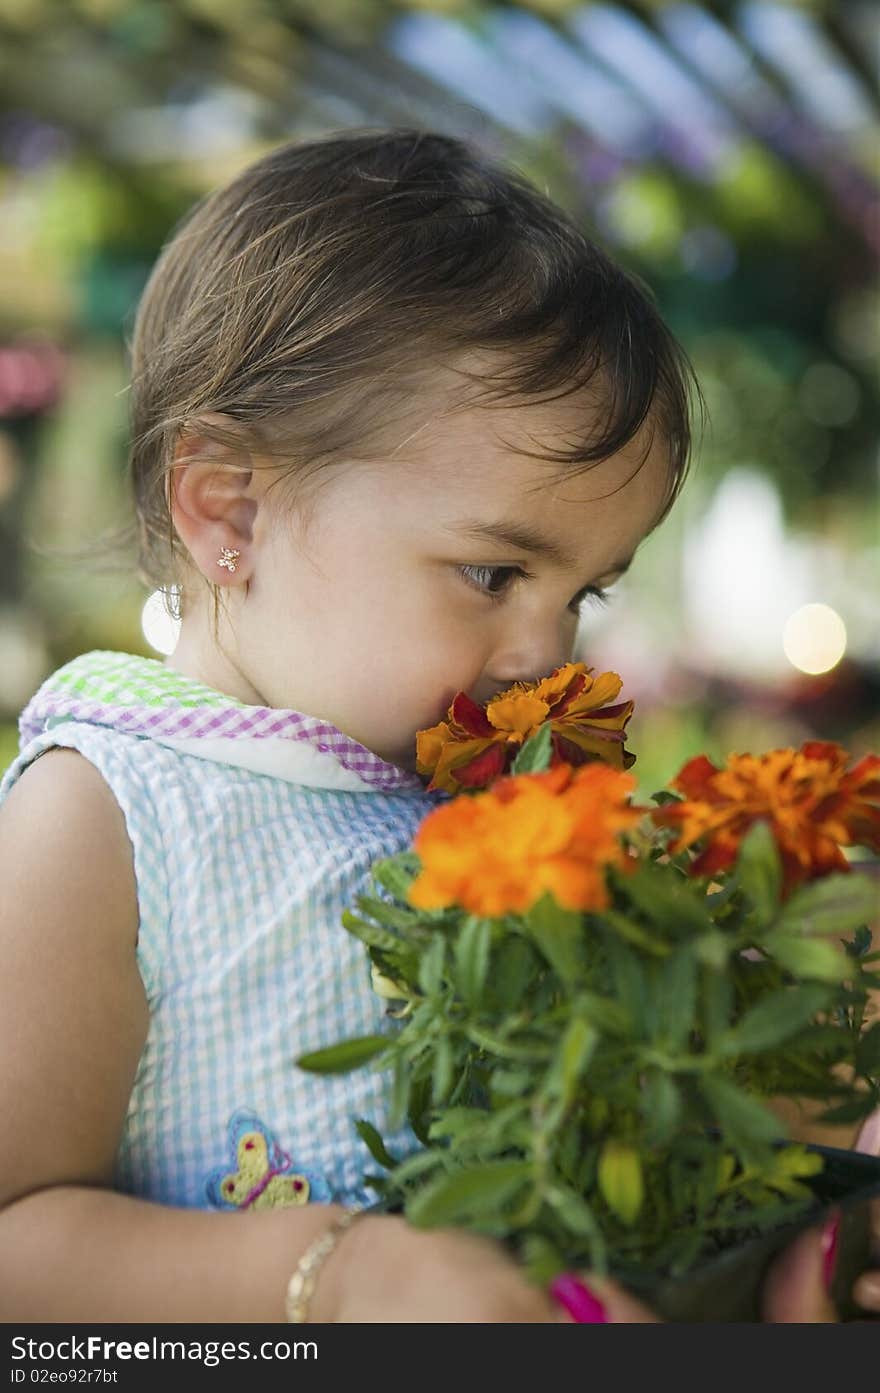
65 127 703 632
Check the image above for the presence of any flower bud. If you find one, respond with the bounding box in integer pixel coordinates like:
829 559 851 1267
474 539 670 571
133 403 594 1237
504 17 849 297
598 1140 644 1226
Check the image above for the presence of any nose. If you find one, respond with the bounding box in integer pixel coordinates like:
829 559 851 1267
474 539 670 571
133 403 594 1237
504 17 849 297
475 627 575 703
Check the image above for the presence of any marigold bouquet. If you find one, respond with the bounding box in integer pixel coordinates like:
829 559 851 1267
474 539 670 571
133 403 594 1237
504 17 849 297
298 664 880 1319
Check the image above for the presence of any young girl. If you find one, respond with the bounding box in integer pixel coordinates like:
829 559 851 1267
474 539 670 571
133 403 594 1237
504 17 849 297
0 129 876 1324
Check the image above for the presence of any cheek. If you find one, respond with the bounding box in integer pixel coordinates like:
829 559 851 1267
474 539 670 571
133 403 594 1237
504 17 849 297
294 549 487 682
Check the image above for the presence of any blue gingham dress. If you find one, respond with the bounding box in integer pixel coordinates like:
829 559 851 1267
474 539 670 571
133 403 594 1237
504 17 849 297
0 650 449 1210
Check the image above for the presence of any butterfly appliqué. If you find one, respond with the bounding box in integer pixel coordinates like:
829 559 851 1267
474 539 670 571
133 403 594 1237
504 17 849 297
206 1109 330 1211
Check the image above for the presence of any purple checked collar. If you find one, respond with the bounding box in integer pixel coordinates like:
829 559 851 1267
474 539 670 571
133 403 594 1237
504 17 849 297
18 650 442 798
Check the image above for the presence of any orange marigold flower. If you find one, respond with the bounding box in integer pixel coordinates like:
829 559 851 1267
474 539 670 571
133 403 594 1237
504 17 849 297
653 741 880 896
415 662 635 794
408 761 642 918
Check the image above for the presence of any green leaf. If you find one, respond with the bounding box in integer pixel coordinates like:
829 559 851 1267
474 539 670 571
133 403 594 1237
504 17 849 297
695 930 730 969
788 1023 852 1062
427 1106 487 1142
602 908 671 957
511 723 553 774
525 892 585 982
702 969 735 1046
406 1074 434 1145
296 1035 392 1074
818 1095 879 1125
466 1025 551 1062
386 1149 447 1187
389 1055 410 1131
371 854 421 901
354 895 422 933
541 1017 598 1108
418 935 446 996
491 936 536 1011
489 1068 533 1099
405 1161 533 1227
454 916 491 1007
856 1023 880 1079
431 1036 455 1102
572 991 631 1036
546 1184 604 1241
640 1071 681 1146
700 1076 784 1155
340 910 405 955
719 985 832 1056
651 790 682 807
763 933 851 982
354 1119 399 1170
602 932 649 1034
520 1233 567 1288
655 947 697 1051
847 925 874 959
775 874 878 939
618 864 714 937
735 820 782 925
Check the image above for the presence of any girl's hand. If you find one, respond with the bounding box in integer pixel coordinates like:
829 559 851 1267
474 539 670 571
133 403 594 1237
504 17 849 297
851 1108 880 1316
312 1215 571 1322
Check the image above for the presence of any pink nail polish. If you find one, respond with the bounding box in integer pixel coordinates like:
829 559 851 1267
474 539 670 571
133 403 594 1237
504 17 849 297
821 1210 841 1293
550 1273 608 1323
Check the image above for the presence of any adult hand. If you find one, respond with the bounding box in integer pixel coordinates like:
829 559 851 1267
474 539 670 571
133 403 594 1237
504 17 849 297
553 1213 841 1323
850 1108 880 1315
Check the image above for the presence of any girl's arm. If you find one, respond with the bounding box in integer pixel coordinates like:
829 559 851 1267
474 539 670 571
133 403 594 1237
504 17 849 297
0 747 346 1320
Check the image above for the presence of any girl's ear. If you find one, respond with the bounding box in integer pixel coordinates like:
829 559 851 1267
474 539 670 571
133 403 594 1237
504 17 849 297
167 413 258 587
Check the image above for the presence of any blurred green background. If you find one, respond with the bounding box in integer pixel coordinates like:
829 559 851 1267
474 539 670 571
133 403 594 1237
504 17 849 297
1 0 877 796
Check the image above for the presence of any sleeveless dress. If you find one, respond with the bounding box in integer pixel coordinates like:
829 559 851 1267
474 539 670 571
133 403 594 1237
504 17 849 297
0 649 449 1212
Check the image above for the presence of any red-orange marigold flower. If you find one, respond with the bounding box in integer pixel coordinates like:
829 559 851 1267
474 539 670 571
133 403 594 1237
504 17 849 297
415 662 635 794
653 741 880 896
408 761 642 918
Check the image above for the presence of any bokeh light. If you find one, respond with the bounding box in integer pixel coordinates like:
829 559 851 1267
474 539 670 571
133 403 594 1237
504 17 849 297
141 590 180 657
783 603 847 675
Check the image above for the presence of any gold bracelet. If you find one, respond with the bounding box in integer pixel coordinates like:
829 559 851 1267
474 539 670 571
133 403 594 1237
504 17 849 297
285 1204 364 1323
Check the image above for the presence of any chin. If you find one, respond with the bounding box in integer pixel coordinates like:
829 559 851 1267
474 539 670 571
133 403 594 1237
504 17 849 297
366 734 417 772
391 748 419 774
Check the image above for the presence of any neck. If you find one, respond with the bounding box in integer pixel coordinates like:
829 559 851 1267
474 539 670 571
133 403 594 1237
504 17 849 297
163 622 267 707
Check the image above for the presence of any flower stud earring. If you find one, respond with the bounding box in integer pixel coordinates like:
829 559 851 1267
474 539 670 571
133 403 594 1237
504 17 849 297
216 547 241 573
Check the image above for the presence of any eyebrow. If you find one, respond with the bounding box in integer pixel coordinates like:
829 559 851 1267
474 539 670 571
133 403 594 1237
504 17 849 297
447 518 634 578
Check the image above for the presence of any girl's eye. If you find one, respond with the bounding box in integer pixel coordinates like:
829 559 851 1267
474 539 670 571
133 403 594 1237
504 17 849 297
572 585 611 614
457 564 524 600
456 565 610 614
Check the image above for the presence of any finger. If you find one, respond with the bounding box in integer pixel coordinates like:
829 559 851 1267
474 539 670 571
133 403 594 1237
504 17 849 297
853 1110 880 1258
550 1272 662 1324
761 1216 839 1323
854 1108 880 1157
862 1194 880 1259
851 1268 880 1314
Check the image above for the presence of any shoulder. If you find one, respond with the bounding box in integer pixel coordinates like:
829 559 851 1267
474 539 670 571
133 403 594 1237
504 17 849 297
0 747 149 1208
0 745 140 948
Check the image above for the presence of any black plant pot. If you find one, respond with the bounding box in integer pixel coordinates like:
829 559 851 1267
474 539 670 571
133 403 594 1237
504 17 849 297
617 1143 880 1323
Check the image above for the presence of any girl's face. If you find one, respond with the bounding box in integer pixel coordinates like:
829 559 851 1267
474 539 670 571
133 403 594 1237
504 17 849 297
169 390 673 773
